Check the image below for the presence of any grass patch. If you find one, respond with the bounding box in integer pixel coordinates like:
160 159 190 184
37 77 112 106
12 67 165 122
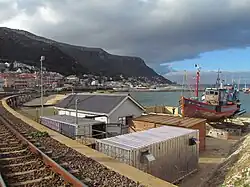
17 107 58 122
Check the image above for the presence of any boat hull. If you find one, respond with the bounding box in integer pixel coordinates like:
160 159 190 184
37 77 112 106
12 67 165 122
180 97 240 121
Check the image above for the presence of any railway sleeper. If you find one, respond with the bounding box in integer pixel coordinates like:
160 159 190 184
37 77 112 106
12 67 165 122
0 141 20 146
0 150 30 159
0 148 28 155
4 167 46 177
1 160 37 168
0 145 24 151
8 176 54 187
44 150 53 156
68 169 79 175
52 155 62 161
4 168 53 183
0 133 10 136
59 162 69 167
0 154 34 162
20 131 30 135
0 135 14 139
4 138 18 142
33 142 41 147
26 136 33 140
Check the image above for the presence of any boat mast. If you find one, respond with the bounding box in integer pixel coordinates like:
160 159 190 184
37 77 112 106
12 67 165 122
238 76 241 91
216 69 222 88
195 64 200 98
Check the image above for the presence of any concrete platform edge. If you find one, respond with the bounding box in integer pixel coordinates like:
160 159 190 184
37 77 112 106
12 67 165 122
1 96 176 187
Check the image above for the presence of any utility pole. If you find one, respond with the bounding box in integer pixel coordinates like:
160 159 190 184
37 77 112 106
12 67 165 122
75 98 79 138
75 99 79 125
40 56 45 116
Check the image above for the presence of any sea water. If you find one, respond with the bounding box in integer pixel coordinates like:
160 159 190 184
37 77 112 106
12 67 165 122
130 91 250 113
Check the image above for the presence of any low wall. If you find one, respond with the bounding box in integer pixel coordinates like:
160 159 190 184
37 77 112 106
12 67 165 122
2 95 177 187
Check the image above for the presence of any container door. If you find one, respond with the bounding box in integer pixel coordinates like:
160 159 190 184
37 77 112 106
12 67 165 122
61 123 76 139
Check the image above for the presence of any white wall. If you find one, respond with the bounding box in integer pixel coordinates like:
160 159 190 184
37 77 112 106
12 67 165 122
57 98 143 124
57 109 108 123
109 99 144 123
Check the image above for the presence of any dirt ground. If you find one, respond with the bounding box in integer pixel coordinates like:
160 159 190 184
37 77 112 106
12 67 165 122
177 137 239 187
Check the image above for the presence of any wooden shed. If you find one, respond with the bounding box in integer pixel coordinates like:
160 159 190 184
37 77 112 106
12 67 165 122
131 114 206 151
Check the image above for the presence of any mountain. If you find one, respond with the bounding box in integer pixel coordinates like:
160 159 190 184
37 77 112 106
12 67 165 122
0 27 171 83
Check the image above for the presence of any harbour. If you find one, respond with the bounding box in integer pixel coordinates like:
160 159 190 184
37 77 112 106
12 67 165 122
131 91 250 114
7 87 249 187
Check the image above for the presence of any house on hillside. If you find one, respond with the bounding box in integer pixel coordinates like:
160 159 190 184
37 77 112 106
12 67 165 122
54 93 145 136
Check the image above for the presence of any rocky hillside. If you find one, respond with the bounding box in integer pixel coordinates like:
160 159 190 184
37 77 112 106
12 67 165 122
0 27 171 83
203 131 250 186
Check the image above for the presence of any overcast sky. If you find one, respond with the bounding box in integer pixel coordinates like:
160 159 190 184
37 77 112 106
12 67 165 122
1 0 250 71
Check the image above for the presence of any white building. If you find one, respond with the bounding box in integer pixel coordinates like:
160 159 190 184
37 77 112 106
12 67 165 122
55 93 145 125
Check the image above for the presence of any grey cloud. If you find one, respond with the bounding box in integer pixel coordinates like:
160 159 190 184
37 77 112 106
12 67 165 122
1 0 250 66
0 1 19 21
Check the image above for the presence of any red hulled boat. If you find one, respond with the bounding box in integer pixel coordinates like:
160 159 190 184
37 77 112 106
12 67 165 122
180 66 244 122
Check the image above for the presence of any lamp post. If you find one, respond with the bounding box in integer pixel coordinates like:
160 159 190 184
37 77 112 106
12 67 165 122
75 99 79 138
40 56 45 116
75 99 79 125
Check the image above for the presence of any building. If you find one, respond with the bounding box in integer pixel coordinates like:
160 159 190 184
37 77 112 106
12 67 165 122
0 73 37 89
55 93 145 136
35 72 64 88
132 114 206 151
65 75 79 84
40 115 106 143
18 73 37 88
96 126 199 183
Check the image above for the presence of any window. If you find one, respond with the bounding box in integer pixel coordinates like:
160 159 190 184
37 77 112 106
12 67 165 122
118 117 126 125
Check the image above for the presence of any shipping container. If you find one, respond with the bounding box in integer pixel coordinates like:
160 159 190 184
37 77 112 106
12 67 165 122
132 114 206 151
61 122 76 139
96 126 199 183
40 117 61 132
40 115 105 139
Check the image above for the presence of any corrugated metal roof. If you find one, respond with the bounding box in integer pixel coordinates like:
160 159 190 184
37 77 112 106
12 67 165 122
134 114 206 128
96 126 197 150
41 115 104 127
55 93 126 114
55 93 144 114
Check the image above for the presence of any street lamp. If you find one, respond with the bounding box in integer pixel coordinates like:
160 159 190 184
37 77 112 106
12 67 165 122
75 98 79 138
75 98 79 125
40 56 45 116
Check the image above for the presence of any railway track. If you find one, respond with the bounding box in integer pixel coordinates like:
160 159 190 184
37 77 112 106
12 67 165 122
0 100 144 187
0 115 87 187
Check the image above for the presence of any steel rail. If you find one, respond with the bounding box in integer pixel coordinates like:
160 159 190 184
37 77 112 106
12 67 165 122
0 115 88 187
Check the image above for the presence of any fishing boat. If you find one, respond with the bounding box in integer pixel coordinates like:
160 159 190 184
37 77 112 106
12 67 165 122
242 82 250 94
180 65 245 122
